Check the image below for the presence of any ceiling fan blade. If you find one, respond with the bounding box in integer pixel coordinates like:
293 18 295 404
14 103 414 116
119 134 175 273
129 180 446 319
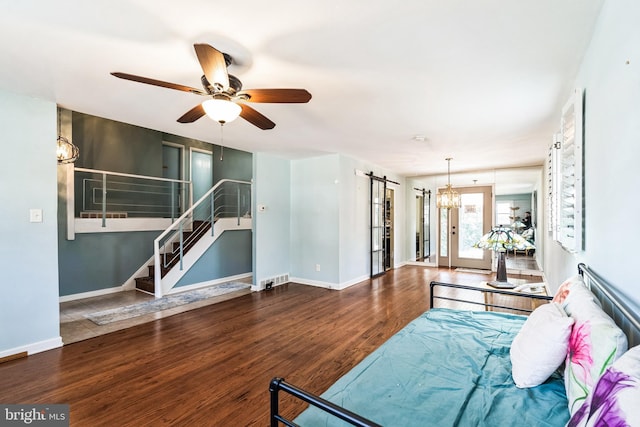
239 88 312 103
177 104 206 123
111 72 207 95
239 104 276 130
194 44 229 91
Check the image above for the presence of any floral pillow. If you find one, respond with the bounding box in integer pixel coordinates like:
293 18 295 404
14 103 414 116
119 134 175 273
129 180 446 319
568 345 640 426
561 280 628 415
552 275 593 306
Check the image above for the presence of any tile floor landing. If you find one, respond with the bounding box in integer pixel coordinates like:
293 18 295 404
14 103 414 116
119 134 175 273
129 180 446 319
60 286 252 345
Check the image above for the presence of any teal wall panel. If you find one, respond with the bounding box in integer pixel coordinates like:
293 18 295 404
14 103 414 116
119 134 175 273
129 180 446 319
58 110 253 296
175 230 252 287
58 231 159 296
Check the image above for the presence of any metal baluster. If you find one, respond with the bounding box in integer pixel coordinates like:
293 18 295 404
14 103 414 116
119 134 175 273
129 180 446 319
179 222 184 271
237 183 241 225
101 172 107 227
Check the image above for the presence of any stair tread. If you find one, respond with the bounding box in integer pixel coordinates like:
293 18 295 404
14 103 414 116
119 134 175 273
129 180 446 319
138 219 215 293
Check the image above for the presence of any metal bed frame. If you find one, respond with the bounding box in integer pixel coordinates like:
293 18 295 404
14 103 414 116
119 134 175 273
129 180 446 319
269 263 640 427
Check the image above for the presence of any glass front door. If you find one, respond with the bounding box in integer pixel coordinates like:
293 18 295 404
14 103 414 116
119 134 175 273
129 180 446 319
439 186 492 270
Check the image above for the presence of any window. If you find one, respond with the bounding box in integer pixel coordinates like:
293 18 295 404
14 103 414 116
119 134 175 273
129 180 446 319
550 88 584 253
496 202 512 226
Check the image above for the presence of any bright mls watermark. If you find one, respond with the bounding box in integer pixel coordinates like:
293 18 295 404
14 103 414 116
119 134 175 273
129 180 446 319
0 405 68 426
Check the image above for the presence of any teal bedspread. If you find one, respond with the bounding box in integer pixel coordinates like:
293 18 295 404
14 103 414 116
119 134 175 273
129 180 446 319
295 308 569 426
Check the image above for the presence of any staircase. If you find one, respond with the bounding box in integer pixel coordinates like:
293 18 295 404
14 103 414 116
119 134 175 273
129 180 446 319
135 220 211 293
134 178 252 298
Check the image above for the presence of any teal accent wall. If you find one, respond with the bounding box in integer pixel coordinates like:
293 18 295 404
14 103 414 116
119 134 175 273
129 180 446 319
175 230 252 287
58 231 159 296
214 145 253 182
58 110 253 296
73 111 163 176
0 89 60 354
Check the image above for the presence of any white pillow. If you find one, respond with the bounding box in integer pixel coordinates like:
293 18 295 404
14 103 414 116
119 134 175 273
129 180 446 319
510 302 575 388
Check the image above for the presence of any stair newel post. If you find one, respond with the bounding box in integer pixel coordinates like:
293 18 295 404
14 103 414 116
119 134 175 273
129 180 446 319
179 222 184 271
101 172 107 228
153 239 162 298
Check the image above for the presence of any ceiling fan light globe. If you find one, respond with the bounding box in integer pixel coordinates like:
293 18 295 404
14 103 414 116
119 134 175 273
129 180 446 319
202 99 241 124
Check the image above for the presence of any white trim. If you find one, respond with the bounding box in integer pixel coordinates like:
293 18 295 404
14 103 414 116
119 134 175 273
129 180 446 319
162 141 186 180
0 337 63 358
75 217 173 233
166 273 253 295
160 217 252 294
59 285 125 303
289 274 370 291
406 260 437 267
65 163 75 240
121 255 154 290
162 141 187 210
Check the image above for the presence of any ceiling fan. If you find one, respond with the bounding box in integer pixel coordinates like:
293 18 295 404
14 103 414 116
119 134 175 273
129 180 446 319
111 43 312 130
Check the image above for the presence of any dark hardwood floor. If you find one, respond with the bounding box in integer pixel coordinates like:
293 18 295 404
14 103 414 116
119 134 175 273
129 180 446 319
0 266 540 426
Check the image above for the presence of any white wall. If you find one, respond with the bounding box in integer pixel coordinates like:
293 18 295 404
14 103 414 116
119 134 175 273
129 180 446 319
543 0 640 310
338 156 406 285
252 153 406 290
0 89 62 356
252 153 291 289
290 154 341 285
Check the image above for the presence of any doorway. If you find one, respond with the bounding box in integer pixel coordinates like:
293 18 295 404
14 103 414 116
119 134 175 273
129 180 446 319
384 188 394 271
415 189 431 261
190 148 213 220
162 142 185 218
370 176 396 277
438 186 492 269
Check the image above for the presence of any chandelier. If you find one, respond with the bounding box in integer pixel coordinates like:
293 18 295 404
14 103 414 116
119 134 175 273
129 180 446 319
56 136 79 164
436 158 460 209
56 109 79 164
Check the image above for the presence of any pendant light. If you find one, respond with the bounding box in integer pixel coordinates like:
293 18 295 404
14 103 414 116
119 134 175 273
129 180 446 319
436 157 460 209
56 109 79 164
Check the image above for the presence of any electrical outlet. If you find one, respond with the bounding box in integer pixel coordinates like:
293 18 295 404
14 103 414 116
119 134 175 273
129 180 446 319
315 264 321 272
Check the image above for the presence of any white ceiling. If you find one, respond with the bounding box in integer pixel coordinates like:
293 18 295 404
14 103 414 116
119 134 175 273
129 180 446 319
0 1 603 178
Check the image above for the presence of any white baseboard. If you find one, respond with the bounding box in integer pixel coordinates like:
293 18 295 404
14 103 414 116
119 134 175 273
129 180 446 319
289 274 370 291
289 277 334 289
59 285 125 303
166 273 253 295
0 336 63 359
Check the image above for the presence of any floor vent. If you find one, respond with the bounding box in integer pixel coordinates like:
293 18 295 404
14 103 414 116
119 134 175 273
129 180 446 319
260 274 289 289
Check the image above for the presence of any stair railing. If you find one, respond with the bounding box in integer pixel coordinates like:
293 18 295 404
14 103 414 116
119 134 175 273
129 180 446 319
75 167 192 225
153 179 252 297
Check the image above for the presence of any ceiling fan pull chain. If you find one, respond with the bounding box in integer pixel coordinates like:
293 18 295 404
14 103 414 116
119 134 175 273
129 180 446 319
219 124 224 161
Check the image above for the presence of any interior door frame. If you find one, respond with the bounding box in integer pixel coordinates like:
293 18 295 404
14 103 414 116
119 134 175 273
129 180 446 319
438 185 493 269
414 188 431 261
162 141 186 216
189 147 213 221
370 176 387 278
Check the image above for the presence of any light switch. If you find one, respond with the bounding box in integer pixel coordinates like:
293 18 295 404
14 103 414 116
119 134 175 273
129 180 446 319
30 209 43 223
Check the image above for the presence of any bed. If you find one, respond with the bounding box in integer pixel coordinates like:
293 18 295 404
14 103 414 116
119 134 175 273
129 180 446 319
269 264 640 426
